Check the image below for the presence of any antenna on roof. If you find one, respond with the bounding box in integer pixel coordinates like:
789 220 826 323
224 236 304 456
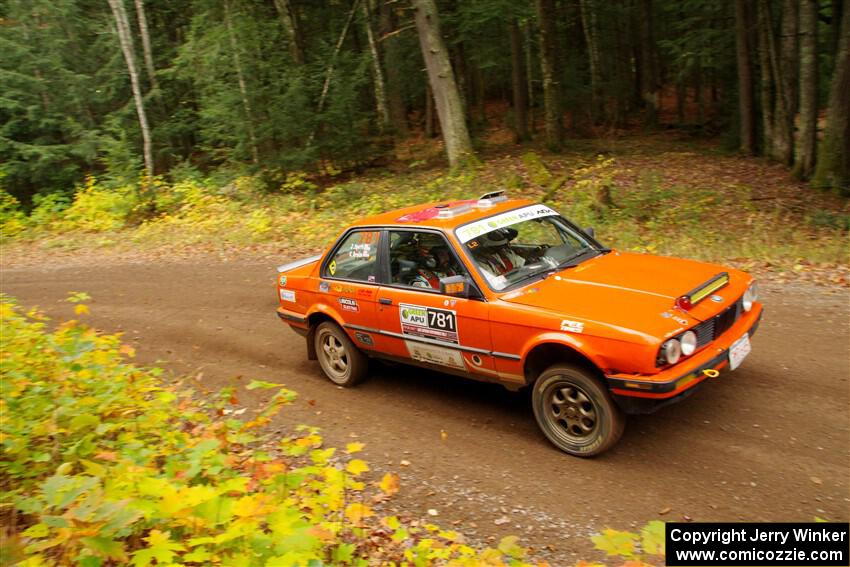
476 190 508 207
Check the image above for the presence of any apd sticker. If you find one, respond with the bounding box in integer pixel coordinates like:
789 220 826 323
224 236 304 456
280 289 296 302
399 303 458 344
338 297 359 312
319 281 330 293
560 319 584 333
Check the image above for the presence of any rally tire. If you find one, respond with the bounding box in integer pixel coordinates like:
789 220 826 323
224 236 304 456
314 321 368 387
532 364 624 457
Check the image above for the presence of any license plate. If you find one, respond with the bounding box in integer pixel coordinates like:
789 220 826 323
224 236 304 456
728 334 752 371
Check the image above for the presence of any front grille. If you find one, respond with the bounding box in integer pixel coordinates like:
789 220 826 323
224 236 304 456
693 297 743 348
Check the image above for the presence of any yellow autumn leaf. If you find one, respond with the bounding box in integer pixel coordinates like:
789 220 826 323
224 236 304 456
345 441 365 454
378 472 400 496
344 503 374 524
119 344 136 358
345 459 369 475
232 495 268 518
74 304 90 315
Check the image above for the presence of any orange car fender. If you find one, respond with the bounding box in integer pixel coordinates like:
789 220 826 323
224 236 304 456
519 331 610 375
303 301 348 360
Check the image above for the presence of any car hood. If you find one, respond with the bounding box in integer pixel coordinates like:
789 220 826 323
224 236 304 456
498 251 747 337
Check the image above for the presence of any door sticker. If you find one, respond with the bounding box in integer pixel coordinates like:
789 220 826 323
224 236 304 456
338 297 359 312
399 303 458 344
280 289 296 302
405 341 465 369
354 332 374 346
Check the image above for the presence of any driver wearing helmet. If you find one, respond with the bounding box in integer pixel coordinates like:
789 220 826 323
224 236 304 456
471 228 525 283
410 241 458 289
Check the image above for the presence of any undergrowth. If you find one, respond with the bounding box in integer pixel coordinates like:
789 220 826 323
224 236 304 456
1 151 847 279
0 294 537 566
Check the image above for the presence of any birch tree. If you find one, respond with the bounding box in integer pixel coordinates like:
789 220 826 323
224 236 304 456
106 0 153 176
133 0 157 90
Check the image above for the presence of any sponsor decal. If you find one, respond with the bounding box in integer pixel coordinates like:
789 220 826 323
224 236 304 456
354 331 373 346
470 354 483 366
710 294 723 303
661 311 673 318
560 319 584 333
319 281 330 293
332 283 355 294
278 275 287 287
399 303 458 344
280 289 296 302
456 204 558 243
357 288 375 300
405 341 465 369
338 297 359 312
662 311 688 325
367 275 376 282
329 260 337 275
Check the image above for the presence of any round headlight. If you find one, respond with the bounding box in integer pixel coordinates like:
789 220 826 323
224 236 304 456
743 281 759 312
680 330 697 356
662 339 682 365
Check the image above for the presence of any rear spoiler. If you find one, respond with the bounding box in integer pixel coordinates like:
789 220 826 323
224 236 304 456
676 272 729 310
277 254 322 274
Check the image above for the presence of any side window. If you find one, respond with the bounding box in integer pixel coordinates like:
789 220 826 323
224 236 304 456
388 230 467 291
325 230 380 282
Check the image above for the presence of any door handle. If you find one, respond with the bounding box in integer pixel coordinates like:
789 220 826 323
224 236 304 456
379 298 393 305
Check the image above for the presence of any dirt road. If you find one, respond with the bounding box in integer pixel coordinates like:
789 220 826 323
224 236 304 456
3 258 848 563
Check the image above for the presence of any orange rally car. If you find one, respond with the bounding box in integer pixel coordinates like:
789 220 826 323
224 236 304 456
275 191 763 456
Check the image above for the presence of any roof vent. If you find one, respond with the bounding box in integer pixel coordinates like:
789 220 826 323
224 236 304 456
476 190 508 207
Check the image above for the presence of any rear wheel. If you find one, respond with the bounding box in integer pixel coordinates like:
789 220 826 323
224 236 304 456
532 364 624 457
314 321 367 386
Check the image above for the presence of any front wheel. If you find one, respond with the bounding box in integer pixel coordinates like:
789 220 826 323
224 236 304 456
314 321 368 387
532 364 624 457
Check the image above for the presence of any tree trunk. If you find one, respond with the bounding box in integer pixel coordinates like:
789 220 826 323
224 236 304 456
736 0 756 154
272 0 305 65
523 21 536 134
535 0 562 149
106 0 153 177
579 0 603 124
425 82 436 138
780 0 799 120
761 0 794 164
757 0 774 150
378 1 409 136
794 0 818 178
412 0 475 167
509 19 530 142
813 3 850 192
223 0 259 164
637 0 659 127
362 0 389 131
133 0 157 90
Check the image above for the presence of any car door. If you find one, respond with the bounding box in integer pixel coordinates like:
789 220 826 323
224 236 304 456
374 229 497 378
318 228 387 352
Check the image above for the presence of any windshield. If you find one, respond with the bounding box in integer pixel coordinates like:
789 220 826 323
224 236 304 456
455 205 601 291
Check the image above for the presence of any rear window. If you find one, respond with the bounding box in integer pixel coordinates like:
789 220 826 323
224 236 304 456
324 230 380 282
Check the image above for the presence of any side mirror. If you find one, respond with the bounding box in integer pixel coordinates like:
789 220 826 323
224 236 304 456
584 226 595 238
440 275 471 298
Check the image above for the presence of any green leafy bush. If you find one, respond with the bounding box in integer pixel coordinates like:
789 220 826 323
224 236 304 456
0 295 537 566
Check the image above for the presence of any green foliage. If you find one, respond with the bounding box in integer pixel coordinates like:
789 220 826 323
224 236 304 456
590 520 665 565
0 295 540 566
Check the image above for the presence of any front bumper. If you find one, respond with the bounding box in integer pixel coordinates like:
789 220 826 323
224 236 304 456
606 304 763 412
